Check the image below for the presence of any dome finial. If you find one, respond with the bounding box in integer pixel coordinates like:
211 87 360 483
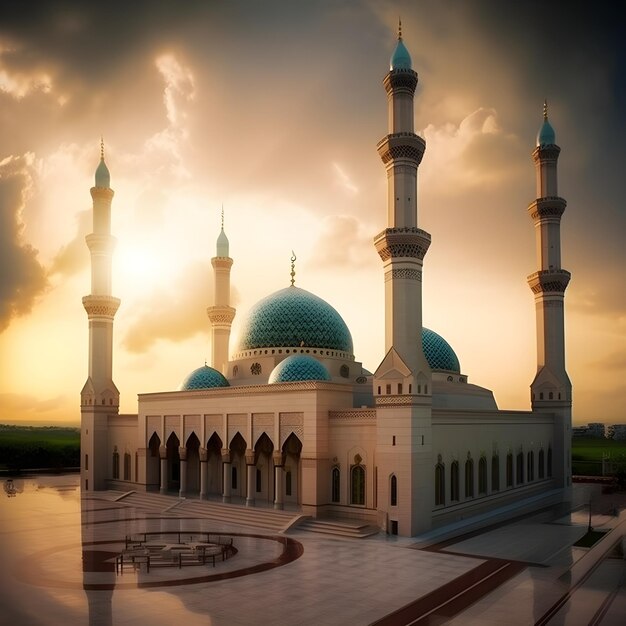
100 135 105 160
290 251 296 286
543 99 548 121
216 206 230 256
398 17 402 40
221 204 224 230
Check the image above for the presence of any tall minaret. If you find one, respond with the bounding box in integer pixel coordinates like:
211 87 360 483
527 102 572 490
207 209 235 374
80 140 120 492
373 23 433 537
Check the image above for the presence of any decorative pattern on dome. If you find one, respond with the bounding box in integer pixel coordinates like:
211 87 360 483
179 365 230 390
268 355 332 384
237 286 353 354
422 328 461 373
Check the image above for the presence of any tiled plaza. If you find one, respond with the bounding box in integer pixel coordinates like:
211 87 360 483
1 475 624 625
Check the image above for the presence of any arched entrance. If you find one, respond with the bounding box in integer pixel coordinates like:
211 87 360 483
166 432 180 491
229 432 247 499
186 432 200 495
254 433 274 504
206 432 223 496
146 432 161 489
282 433 302 505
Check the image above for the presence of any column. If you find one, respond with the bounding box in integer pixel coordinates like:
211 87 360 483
179 447 187 498
221 450 231 503
199 447 208 500
273 453 284 510
159 445 167 494
245 450 255 507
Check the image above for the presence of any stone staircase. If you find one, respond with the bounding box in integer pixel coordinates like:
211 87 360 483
295 518 380 539
109 490 299 532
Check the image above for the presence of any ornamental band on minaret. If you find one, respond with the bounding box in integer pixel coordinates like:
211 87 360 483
81 140 121 491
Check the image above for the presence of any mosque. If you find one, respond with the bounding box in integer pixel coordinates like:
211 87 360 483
80 29 572 537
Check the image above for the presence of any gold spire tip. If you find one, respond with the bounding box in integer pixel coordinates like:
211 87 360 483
100 136 105 160
221 204 224 230
543 99 548 121
290 251 296 286
398 17 402 40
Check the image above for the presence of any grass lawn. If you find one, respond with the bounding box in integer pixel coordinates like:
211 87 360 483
0 424 80 471
572 437 626 476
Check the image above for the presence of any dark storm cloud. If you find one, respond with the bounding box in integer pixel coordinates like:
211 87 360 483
0 156 47 331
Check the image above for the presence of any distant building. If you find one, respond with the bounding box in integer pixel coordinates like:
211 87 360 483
573 423 606 438
608 425 626 441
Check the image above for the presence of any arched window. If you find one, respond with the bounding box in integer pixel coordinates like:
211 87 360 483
435 464 445 506
285 470 292 496
538 449 545 479
478 457 487 494
491 455 500 491
340 365 349 378
112 450 120 479
390 475 398 506
331 467 340 503
465 458 474 498
517 452 524 484
527 451 534 481
450 461 459 501
506 453 513 488
547 447 553 477
123 453 131 481
350 465 365 505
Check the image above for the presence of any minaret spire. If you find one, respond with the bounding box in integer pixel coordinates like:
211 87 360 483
208 210 235 374
398 17 402 40
543 99 548 121
80 143 121 491
290 251 296 286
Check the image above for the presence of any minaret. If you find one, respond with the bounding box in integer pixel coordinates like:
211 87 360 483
207 209 235 374
527 102 572 490
373 23 433 536
80 139 120 491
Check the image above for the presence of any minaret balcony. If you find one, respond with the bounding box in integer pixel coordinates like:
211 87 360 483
377 133 426 166
82 295 121 319
207 305 236 326
527 196 566 221
527 269 571 294
383 68 418 95
374 227 431 261
532 144 561 163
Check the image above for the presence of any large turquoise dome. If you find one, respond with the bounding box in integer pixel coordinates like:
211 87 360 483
422 328 460 373
179 365 230 390
237 286 353 354
269 355 332 384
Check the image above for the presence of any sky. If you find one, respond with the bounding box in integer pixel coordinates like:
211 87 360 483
0 0 624 427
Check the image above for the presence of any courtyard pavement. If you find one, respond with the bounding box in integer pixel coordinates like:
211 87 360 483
0 475 624 625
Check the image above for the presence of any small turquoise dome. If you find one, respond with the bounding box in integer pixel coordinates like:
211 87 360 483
95 158 110 188
237 286 353 354
537 119 556 147
269 355 331 383
216 228 229 257
391 38 412 70
179 365 230 390
422 328 460 373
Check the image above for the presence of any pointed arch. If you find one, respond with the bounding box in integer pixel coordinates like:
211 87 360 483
434 462 445 506
538 449 545 479
282 433 302 503
186 432 201 494
506 452 513 488
254 433 274 502
166 432 180 491
229 432 247 497
491 454 500 491
464 456 474 498
478 456 487 494
331 466 340 503
206 431 223 495
450 461 459 501
390 474 398 507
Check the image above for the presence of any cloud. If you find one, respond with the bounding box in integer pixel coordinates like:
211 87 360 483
332 162 358 194
0 392 66 414
50 209 90 276
0 154 47 331
308 215 376 270
122 259 217 353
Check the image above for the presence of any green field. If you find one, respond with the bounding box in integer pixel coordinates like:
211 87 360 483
0 424 80 471
572 437 626 476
